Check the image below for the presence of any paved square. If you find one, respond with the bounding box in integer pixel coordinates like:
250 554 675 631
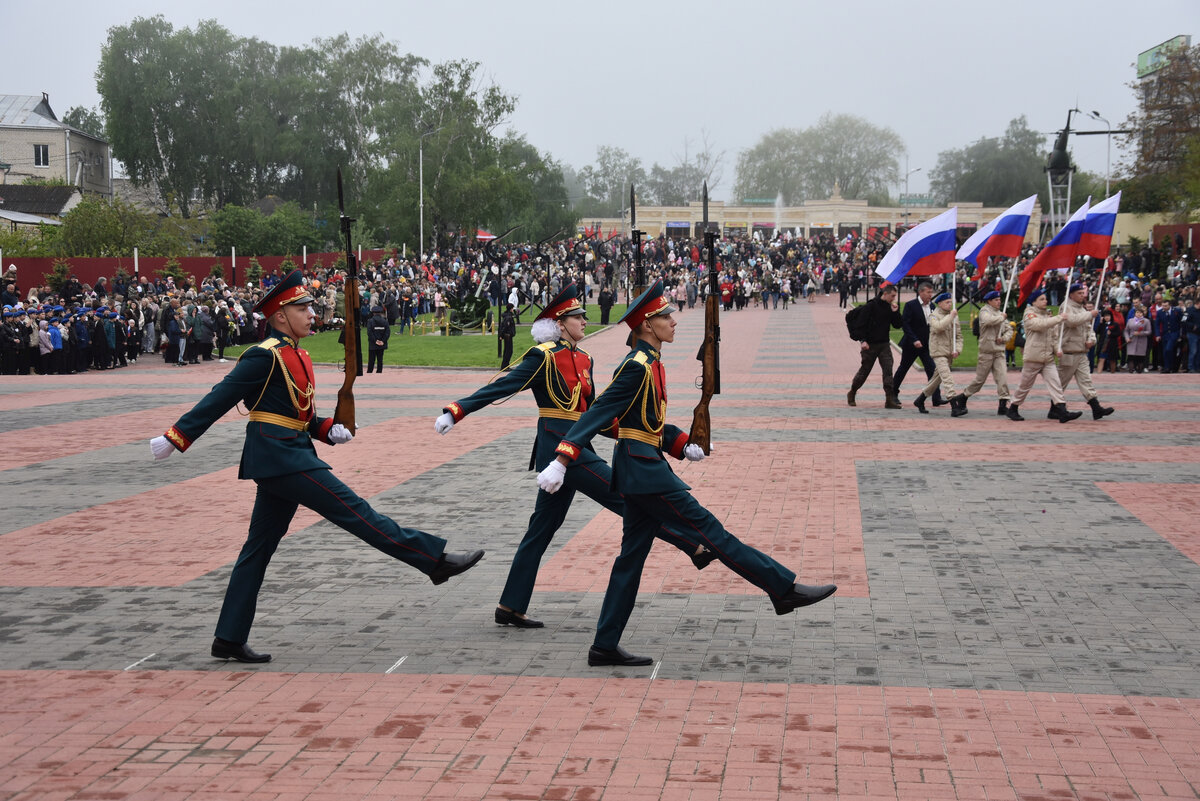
2 299 1198 800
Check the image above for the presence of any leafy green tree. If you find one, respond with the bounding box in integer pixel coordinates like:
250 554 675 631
577 146 646 216
62 106 106 139
734 114 903 204
1121 44 1200 216
210 204 266 256
57 195 151 257
929 116 1046 207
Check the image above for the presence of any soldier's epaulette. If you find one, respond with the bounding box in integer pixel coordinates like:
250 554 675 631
536 342 555 352
256 338 281 350
632 351 649 364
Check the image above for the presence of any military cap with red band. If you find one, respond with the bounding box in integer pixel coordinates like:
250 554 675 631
619 279 676 329
253 270 314 317
535 281 586 321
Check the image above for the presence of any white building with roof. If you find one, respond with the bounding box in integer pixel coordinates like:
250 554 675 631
0 93 111 197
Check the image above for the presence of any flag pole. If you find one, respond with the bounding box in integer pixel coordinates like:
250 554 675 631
1094 258 1109 307
1003 258 1018 311
951 268 957 352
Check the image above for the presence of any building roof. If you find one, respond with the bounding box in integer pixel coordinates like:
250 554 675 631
0 185 80 215
0 208 62 226
0 94 61 128
0 94 107 143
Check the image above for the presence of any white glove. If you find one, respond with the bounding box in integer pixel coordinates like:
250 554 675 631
683 443 708 462
329 424 353 444
434 412 455 435
537 460 567 494
150 435 174 461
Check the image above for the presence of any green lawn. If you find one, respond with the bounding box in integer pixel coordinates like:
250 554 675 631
228 304 629 368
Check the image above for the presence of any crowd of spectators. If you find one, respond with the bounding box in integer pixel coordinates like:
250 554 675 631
3 228 1197 376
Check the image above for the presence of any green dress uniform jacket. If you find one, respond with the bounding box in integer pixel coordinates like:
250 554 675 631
554 339 797 651
444 337 699 616
164 326 447 644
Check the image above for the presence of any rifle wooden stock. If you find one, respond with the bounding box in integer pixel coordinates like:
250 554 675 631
689 293 720 454
333 270 361 433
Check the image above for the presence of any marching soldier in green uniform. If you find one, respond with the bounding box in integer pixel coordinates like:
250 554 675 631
150 270 483 664
538 281 837 667
435 283 714 629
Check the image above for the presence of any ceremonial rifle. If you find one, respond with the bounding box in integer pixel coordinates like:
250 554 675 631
333 166 362 434
631 184 645 294
689 182 720 455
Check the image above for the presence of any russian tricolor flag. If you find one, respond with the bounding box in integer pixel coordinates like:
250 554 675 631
874 207 958 284
956 195 1036 281
1017 199 1090 306
1078 191 1121 259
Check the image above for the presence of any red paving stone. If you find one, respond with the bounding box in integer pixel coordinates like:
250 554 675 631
4 299 1200 800
3 671 1200 801
0 415 525 587
1096 483 1200 568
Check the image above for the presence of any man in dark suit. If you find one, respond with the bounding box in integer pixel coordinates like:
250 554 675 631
892 281 944 406
538 281 836 667
149 270 483 664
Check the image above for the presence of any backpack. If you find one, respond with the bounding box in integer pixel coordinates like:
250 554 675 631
845 304 868 340
971 314 980 338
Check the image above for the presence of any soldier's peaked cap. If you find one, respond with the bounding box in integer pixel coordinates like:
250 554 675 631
536 282 585 321
254 270 313 317
619 280 676 329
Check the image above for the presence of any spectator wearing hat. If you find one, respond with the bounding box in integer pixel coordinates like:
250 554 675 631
366 304 389 373
1058 284 1114 420
913 291 966 416
961 290 1013 415
150 270 483 664
847 283 904 409
538 280 836 667
497 302 516 368
435 282 713 630
1006 289 1082 422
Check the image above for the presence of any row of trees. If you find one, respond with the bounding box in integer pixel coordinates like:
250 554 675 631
43 20 1198 265
89 16 577 249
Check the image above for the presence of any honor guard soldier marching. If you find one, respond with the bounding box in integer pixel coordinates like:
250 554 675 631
960 291 1014 415
150 270 483 663
1057 283 1114 419
435 283 714 629
913 292 967 416
538 281 836 667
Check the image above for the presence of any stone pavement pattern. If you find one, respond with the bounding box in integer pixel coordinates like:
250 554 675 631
2 297 1199 800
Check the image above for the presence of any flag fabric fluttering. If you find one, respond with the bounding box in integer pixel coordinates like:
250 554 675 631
956 195 1037 282
1017 199 1091 306
874 207 959 284
1078 191 1122 259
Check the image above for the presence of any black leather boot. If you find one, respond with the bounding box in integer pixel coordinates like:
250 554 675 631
1088 397 1114 419
913 394 928 414
1047 403 1060 420
1006 402 1024 421
1055 403 1082 423
997 399 1008 416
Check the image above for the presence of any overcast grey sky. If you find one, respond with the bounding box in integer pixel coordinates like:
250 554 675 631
3 0 1194 200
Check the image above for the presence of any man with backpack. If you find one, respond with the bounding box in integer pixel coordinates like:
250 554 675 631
846 283 904 409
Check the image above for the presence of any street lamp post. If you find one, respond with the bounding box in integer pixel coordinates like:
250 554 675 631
902 163 922 230
419 126 445 259
1088 110 1112 198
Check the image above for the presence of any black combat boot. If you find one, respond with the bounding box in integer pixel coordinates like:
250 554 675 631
1088 397 1114 419
950 395 967 417
997 399 1008 416
1047 403 1060 420
1006 402 1024 421
955 394 968 415
1054 402 1082 423
913 394 928 414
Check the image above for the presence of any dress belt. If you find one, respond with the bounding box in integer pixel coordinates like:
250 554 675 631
617 428 662 446
538 408 582 421
248 411 309 431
